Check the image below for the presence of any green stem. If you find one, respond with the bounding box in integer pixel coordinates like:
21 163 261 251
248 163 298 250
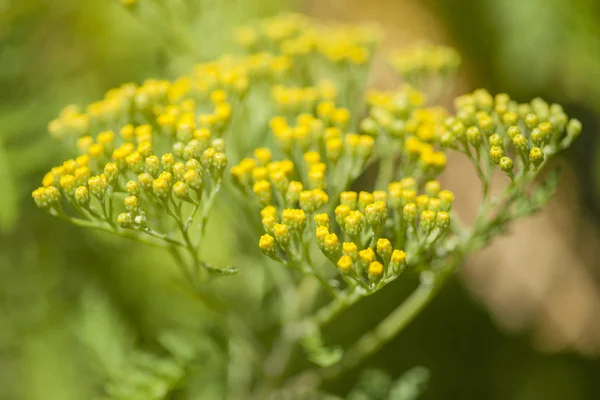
314 288 363 327
55 212 184 248
320 267 452 382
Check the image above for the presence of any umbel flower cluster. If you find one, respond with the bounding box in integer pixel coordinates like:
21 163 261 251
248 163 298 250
33 11 581 396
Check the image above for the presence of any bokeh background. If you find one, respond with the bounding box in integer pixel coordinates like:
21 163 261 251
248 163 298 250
2 0 600 398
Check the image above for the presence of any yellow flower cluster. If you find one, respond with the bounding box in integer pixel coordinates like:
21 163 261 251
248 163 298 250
235 13 380 66
34 11 582 298
253 175 454 289
438 89 582 176
36 104 227 237
389 43 460 83
271 80 338 112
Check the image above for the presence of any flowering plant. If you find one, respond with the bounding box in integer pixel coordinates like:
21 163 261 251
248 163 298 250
32 10 581 399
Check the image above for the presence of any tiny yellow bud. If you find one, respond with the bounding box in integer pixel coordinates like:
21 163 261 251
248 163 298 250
529 147 544 167
489 146 504 164
253 180 272 206
314 213 330 228
117 213 132 228
259 234 277 258
124 195 139 212
337 255 353 273
436 211 450 230
390 249 407 273
273 223 291 246
376 238 392 258
359 247 375 264
340 191 358 209
368 261 384 277
74 186 90 207
342 242 358 259
403 202 417 223
254 147 272 165
499 156 513 173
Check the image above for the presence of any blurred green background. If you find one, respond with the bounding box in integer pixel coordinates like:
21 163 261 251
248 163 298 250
2 0 600 399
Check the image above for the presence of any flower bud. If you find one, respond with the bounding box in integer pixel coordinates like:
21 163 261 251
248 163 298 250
172 142 185 158
124 195 139 212
282 209 307 232
502 111 517 126
335 205 351 227
425 180 441 197
161 153 175 172
525 113 538 129
74 186 90 207
326 138 343 162
373 190 387 203
125 152 144 174
253 180 272 206
212 152 228 178
273 223 291 247
340 191 358 209
32 186 62 210
499 156 513 173
420 210 435 233
259 234 278 259
117 212 132 228
390 249 407 274
88 175 108 200
403 202 417 224
342 242 358 260
254 148 272 165
466 126 482 147
126 180 140 196
337 255 354 273
529 147 544 167
173 181 191 201
489 146 504 164
368 261 384 278
416 195 430 214
145 156 160 177
365 201 387 228
104 163 119 185
138 172 154 191
344 210 364 237
286 181 303 205
172 162 186 180
323 233 341 258
512 134 529 152
359 247 375 266
59 175 77 195
507 125 521 139
438 190 454 211
358 191 374 211
436 211 450 230
488 134 503 148
314 213 330 228
376 238 392 260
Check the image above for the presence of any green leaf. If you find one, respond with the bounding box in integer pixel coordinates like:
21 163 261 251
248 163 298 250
347 369 392 400
202 262 239 277
302 327 343 367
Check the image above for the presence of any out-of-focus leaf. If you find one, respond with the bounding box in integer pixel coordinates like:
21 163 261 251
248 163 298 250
389 366 430 400
302 327 343 367
0 137 18 233
347 369 392 400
